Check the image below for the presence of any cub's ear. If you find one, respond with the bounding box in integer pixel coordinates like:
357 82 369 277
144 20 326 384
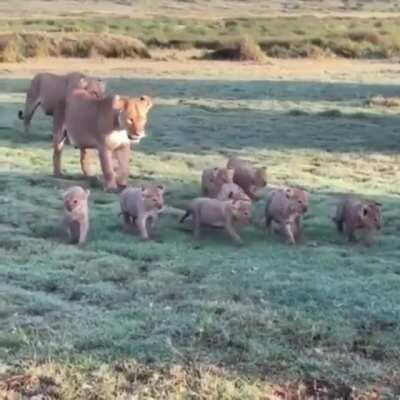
285 187 294 199
157 184 165 193
257 166 267 176
141 184 149 194
113 95 128 110
226 168 235 181
359 205 369 218
85 189 91 197
374 201 382 207
78 77 89 89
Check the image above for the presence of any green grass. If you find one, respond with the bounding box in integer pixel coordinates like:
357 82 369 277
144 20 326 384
4 15 400 59
0 77 400 397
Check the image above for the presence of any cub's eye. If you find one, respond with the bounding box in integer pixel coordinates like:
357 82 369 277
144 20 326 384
298 200 303 204
73 199 78 204
128 118 134 124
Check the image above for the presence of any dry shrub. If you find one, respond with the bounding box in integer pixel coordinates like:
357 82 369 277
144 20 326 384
0 34 24 62
204 36 266 62
0 33 151 62
366 95 400 108
348 31 383 45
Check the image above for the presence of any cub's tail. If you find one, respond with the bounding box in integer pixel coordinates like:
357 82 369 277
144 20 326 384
179 210 191 223
18 110 24 120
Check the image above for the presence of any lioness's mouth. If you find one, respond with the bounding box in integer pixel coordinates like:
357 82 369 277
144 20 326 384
128 132 146 143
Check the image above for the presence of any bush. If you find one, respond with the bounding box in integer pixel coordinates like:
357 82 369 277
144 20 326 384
0 33 152 62
204 36 266 62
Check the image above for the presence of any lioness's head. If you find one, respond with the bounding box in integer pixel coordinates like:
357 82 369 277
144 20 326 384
63 186 90 212
141 184 165 211
113 95 153 143
79 77 106 99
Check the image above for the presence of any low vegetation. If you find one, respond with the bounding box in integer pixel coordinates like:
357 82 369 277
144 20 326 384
0 77 400 397
3 15 400 61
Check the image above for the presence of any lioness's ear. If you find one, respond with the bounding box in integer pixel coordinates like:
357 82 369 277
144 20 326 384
140 95 153 110
113 95 128 110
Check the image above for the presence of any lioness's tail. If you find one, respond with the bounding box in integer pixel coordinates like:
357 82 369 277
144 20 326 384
179 210 191 223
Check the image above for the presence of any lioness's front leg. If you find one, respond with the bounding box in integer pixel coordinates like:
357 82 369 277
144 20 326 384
114 144 131 189
98 147 118 192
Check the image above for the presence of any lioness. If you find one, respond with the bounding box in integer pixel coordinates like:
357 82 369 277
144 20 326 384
18 72 105 134
53 90 153 192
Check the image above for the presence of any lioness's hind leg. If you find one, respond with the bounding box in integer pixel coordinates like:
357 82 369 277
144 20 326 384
80 148 95 177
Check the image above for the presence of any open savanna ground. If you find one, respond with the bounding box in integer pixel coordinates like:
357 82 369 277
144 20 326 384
0 74 400 398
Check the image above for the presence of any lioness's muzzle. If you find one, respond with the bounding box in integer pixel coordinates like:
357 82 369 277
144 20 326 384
128 131 146 142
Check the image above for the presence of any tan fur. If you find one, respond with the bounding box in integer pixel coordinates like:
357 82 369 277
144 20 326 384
18 72 105 135
216 182 251 202
333 196 382 246
265 187 309 244
53 92 153 192
227 157 267 199
180 197 251 246
63 186 90 245
120 184 165 240
201 167 234 198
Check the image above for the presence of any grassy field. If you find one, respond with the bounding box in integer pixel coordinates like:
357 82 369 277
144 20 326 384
5 13 400 60
0 76 400 398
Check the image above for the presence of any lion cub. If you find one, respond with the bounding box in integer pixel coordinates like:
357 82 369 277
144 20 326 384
265 187 309 244
180 196 251 246
333 196 382 246
120 184 165 240
227 157 267 199
63 186 90 245
201 167 235 198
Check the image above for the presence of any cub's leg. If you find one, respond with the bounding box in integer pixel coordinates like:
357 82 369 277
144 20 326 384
98 147 118 192
114 144 131 189
80 148 94 177
136 215 149 240
78 220 89 245
192 212 201 240
282 222 296 245
69 220 81 244
224 218 243 246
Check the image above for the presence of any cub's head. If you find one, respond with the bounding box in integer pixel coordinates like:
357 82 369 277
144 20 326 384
285 187 309 214
215 168 235 185
249 167 267 197
231 199 252 223
63 186 90 212
79 77 106 99
141 184 165 211
359 201 382 231
113 95 153 143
